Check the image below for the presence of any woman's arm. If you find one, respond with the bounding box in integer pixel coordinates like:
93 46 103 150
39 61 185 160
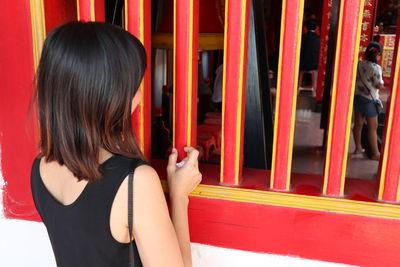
170 196 191 266
132 147 201 267
132 165 185 267
167 148 201 267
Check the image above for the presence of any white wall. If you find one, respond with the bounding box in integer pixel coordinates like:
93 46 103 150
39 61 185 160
0 216 353 267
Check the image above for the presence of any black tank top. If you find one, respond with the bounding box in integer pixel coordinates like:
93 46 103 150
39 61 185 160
31 155 147 267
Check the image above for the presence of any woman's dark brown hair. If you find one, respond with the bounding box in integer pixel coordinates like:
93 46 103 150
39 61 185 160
36 22 146 182
365 41 382 64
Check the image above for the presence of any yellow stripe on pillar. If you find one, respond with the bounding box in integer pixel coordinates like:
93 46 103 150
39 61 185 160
270 0 304 191
29 0 46 69
323 0 365 196
173 0 199 160
220 0 251 185
125 0 152 159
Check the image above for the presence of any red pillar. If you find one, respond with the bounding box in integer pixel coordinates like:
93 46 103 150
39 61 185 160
173 0 199 161
125 0 152 159
0 0 44 220
76 0 104 22
378 33 400 202
323 0 365 196
220 0 251 185
270 0 304 191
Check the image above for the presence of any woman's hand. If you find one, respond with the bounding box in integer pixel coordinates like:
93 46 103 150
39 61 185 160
167 147 202 201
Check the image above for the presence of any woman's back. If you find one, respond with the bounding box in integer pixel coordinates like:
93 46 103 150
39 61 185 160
356 60 383 100
31 154 146 267
31 22 201 266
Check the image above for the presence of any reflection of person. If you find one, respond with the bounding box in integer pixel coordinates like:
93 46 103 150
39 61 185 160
198 61 213 123
299 20 320 92
300 19 320 71
31 22 201 267
353 42 384 160
212 64 223 111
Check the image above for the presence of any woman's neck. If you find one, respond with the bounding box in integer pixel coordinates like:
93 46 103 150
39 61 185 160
99 148 113 164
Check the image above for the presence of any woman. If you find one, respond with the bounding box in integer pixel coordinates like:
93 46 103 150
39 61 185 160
353 41 384 160
30 22 201 267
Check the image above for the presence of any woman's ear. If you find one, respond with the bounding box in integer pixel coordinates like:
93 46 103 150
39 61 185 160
131 89 141 114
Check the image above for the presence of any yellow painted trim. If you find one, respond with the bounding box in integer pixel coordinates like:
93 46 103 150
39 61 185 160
77 0 81 21
379 34 400 200
30 0 46 69
160 181 400 220
323 0 345 195
139 0 144 152
397 176 400 202
172 0 177 148
90 0 95 21
187 0 194 147
340 0 365 195
151 33 224 50
270 0 287 189
234 0 248 185
220 0 229 184
139 0 145 153
124 0 128 29
286 0 305 190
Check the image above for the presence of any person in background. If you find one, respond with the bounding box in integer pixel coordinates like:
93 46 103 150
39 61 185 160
353 41 384 160
211 64 223 112
197 60 213 124
299 19 320 93
300 19 320 72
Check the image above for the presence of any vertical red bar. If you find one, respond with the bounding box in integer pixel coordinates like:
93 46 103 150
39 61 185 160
315 0 332 102
378 36 400 202
173 0 199 161
94 0 105 21
0 0 44 220
323 0 365 196
270 0 304 191
77 0 104 22
125 0 152 159
220 0 251 185
77 0 92 21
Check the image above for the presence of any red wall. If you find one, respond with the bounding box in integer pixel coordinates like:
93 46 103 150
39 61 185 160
0 0 39 220
0 0 76 220
44 0 77 34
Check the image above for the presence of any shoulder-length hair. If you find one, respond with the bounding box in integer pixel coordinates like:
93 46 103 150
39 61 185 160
36 22 146 182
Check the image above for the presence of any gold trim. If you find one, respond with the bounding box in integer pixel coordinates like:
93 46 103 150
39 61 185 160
379 26 400 201
270 0 287 189
234 0 248 185
163 181 400 220
397 176 400 202
187 0 194 146
172 0 177 148
30 0 46 69
220 0 229 184
323 0 345 195
341 0 365 194
286 0 305 190
90 0 95 21
124 0 128 29
151 33 224 50
77 0 81 21
139 0 145 153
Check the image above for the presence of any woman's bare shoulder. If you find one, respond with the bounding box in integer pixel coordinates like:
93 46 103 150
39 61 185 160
132 165 166 205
